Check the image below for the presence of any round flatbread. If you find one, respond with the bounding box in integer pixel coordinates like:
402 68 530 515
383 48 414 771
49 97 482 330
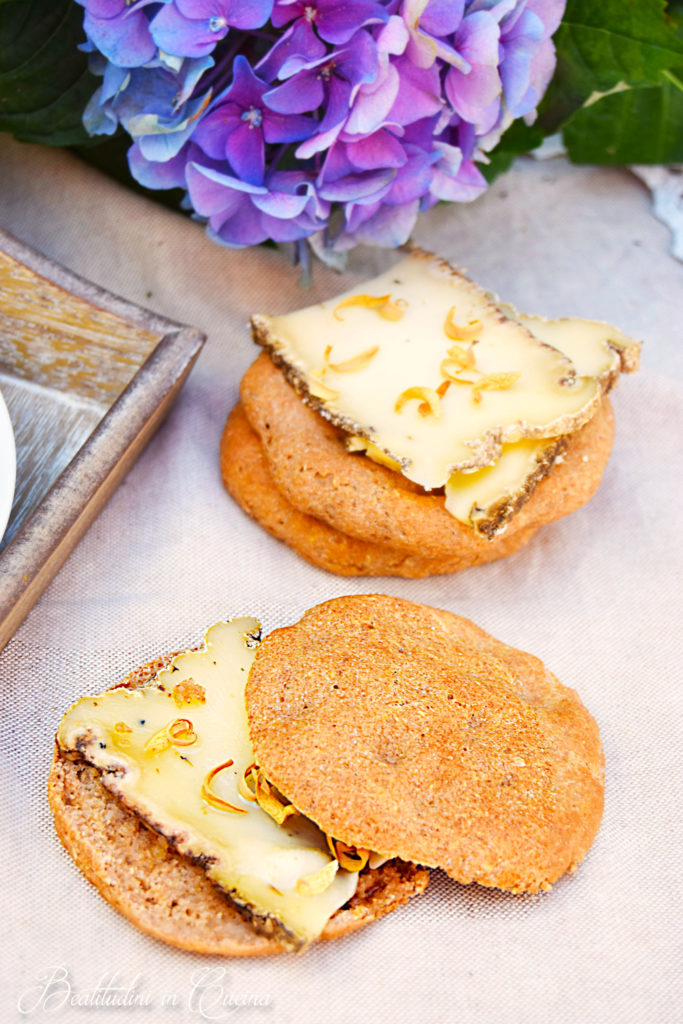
220 403 539 577
246 595 605 895
48 656 429 956
238 352 615 560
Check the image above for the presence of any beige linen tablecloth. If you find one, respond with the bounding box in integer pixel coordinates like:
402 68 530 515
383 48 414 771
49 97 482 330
0 132 681 1024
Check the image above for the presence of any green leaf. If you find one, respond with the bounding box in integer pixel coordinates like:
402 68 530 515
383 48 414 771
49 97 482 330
0 0 95 146
563 70 683 164
486 1 683 180
481 120 545 183
539 0 683 131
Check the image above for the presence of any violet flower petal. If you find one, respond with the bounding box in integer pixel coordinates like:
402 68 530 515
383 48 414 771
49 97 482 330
192 104 243 159
344 129 406 171
225 120 266 184
264 71 324 114
128 139 190 189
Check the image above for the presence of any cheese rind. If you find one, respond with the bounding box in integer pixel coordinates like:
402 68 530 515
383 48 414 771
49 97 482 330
445 436 566 537
56 619 358 948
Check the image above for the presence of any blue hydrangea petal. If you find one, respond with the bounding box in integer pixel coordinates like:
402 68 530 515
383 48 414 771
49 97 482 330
83 86 119 134
257 21 326 81
344 129 406 171
150 4 226 59
262 110 315 143
128 139 190 188
84 8 157 67
317 167 395 202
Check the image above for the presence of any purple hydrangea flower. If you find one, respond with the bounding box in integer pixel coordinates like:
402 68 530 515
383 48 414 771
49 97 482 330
265 31 379 131
192 55 314 184
84 55 215 162
272 0 387 46
75 0 567 256
77 0 160 67
444 9 502 135
401 0 467 69
186 161 329 244
150 0 274 58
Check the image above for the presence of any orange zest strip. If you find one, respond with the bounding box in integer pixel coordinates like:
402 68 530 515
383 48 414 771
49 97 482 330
296 859 339 896
238 762 259 803
254 771 298 825
471 372 520 403
308 375 340 401
312 344 333 380
326 835 370 872
333 294 406 322
444 309 482 342
327 345 379 374
201 760 247 814
377 297 407 321
440 365 477 387
145 718 198 755
166 718 197 747
395 386 441 418
144 726 171 755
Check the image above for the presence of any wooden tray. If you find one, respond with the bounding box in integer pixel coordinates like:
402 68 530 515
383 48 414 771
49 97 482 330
0 228 205 651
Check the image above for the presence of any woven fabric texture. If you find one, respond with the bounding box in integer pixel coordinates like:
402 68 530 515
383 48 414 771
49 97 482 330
0 134 681 1024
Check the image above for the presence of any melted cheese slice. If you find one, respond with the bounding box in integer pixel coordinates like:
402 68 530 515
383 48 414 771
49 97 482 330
254 251 603 489
56 619 358 948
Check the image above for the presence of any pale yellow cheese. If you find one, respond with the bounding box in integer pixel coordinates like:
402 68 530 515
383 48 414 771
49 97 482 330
445 437 560 536
346 435 403 471
255 251 603 489
507 311 641 381
56 619 358 948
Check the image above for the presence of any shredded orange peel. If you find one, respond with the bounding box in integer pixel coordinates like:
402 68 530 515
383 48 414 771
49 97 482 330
238 762 259 803
308 375 340 401
326 835 370 872
296 859 339 896
471 372 520 403
395 386 442 418
242 764 299 825
333 293 407 322
201 759 247 814
327 344 379 374
166 718 198 746
144 717 198 755
444 308 482 341
238 767 373 879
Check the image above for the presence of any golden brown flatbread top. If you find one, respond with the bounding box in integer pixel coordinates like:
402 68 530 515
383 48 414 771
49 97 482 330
246 595 605 894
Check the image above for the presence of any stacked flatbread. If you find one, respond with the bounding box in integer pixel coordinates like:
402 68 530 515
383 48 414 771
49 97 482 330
221 250 639 576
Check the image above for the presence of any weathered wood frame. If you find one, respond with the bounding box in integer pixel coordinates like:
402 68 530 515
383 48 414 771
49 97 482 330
0 228 205 651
